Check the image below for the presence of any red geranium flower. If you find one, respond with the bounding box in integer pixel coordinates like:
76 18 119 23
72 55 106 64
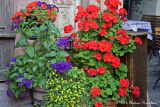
91 87 101 97
119 79 130 88
70 33 77 37
95 100 102 107
132 86 140 98
96 0 100 3
64 24 74 33
119 87 127 97
41 4 47 9
94 53 102 60
135 37 142 44
109 36 114 40
65 55 71 62
99 66 106 74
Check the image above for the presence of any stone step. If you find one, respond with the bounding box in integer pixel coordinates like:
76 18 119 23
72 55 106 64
0 83 32 107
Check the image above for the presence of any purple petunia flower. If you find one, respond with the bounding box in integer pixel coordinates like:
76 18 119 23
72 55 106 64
46 27 48 31
47 4 51 10
18 82 22 87
57 37 69 47
18 20 21 23
16 75 23 80
12 57 17 62
52 62 71 73
6 88 12 98
43 71 45 75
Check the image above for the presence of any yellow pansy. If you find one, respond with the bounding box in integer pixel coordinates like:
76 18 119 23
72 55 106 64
52 72 55 75
75 67 78 69
74 75 77 77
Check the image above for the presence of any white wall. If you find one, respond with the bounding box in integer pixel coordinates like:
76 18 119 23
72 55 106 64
131 0 158 21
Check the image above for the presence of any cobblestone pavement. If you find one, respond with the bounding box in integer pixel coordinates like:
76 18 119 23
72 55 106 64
147 54 160 107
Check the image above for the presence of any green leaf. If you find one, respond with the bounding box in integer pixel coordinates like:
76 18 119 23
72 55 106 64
45 52 56 57
44 39 51 50
19 36 26 47
105 89 112 95
50 26 60 34
2 70 11 75
26 45 34 58
119 51 124 56
33 82 38 87
15 78 23 82
18 68 23 74
35 45 41 51
89 59 97 66
10 73 19 79
23 54 30 64
28 75 34 79
33 65 37 72
60 51 69 57
40 24 47 31
9 83 17 89
51 59 56 64
15 89 21 98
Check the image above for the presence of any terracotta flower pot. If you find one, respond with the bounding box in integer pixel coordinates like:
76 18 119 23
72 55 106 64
103 98 118 107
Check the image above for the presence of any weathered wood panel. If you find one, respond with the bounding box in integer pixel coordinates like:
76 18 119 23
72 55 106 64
0 34 16 71
118 33 147 107
0 0 14 33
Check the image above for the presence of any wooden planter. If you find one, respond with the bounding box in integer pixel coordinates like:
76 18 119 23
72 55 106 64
103 98 118 107
118 32 148 107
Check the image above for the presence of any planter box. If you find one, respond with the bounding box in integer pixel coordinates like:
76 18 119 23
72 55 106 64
118 32 148 107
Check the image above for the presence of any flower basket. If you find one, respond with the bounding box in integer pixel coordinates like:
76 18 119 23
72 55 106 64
103 98 118 107
33 86 46 105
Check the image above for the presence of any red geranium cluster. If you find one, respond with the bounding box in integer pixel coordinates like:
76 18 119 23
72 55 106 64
95 100 102 107
116 29 131 44
119 78 130 97
103 53 121 68
91 87 101 97
78 20 99 31
64 24 74 33
135 37 142 45
104 0 127 22
11 1 58 23
84 66 106 77
102 12 118 24
74 4 100 31
132 86 140 98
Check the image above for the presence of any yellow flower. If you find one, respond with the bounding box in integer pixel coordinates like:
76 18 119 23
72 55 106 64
34 102 36 106
78 85 80 88
74 75 77 78
70 91 72 94
56 74 58 76
52 72 55 75
66 99 68 101
61 78 63 80
87 94 89 96
55 70 57 72
55 100 57 102
64 95 67 98
70 79 72 81
75 67 78 69
47 81 48 83
62 81 64 84
79 92 81 94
